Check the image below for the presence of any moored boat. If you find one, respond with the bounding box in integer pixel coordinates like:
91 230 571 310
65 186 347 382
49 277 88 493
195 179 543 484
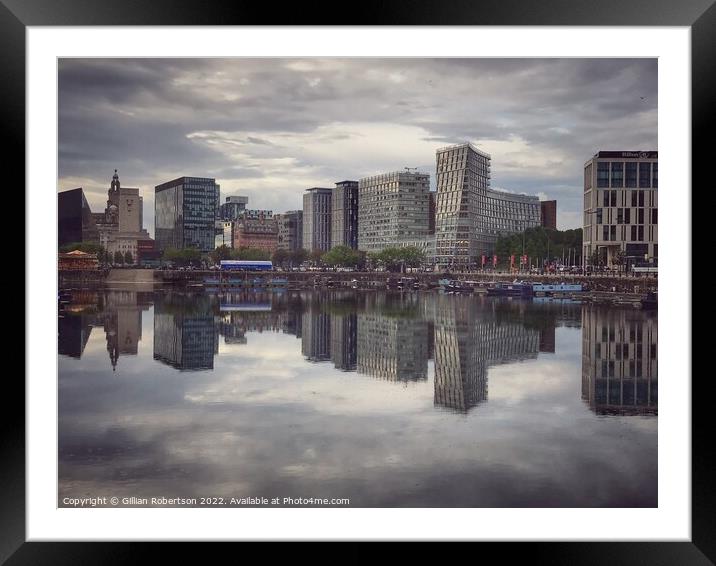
487 281 533 297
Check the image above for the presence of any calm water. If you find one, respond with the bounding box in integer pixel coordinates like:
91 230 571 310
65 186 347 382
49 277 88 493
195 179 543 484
58 290 657 507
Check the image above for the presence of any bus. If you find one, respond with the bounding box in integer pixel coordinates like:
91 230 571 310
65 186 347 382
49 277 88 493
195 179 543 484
220 260 273 271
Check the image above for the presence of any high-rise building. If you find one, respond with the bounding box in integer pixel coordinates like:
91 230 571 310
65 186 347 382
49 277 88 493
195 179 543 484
583 151 658 269
155 176 220 253
540 200 557 230
58 187 99 246
435 143 540 267
332 180 359 249
275 210 303 252
220 195 249 220
302 187 333 253
357 171 430 253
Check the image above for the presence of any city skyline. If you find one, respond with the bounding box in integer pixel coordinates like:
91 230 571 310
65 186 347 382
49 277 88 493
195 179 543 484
58 58 658 235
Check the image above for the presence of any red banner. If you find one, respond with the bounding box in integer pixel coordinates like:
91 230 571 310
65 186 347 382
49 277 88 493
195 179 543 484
510 255 515 267
492 255 498 266
521 254 528 265
481 255 486 266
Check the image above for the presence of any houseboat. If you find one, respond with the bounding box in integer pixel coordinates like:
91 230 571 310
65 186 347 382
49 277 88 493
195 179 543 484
486 281 533 297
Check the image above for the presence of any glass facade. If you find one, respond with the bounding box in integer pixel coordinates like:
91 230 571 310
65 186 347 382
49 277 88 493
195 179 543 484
332 181 360 249
625 162 637 188
303 188 333 252
597 162 610 188
155 177 219 253
639 163 651 188
610 162 624 188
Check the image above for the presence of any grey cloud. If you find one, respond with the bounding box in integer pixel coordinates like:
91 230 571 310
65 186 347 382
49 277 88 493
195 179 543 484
59 58 657 232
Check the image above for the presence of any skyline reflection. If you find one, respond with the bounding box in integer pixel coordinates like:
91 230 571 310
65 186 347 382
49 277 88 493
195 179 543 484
58 290 658 507
59 290 657 416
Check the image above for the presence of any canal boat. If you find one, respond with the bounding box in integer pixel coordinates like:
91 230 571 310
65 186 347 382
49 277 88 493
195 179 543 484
486 281 533 297
532 283 583 297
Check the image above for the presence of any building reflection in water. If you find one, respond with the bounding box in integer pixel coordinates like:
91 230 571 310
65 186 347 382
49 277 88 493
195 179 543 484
58 312 95 358
153 293 218 371
356 294 428 382
581 306 657 416
58 290 151 371
103 291 152 371
432 295 541 413
60 290 657 417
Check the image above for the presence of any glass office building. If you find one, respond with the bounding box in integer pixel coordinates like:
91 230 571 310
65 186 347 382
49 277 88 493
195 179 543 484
155 177 220 253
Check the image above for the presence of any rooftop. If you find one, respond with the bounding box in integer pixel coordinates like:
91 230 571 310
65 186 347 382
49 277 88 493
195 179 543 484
436 142 492 159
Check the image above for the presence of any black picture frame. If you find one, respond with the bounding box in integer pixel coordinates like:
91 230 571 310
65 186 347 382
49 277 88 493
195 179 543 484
7 0 709 561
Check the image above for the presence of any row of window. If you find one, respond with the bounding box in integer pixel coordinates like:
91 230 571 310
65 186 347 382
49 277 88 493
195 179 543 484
595 207 657 225
595 161 657 188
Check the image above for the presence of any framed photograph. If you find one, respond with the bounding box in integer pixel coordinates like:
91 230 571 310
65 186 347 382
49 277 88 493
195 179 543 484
9 0 708 560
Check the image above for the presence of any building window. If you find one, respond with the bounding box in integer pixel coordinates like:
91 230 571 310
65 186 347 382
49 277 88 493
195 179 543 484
610 190 617 207
638 208 644 224
652 209 657 224
617 208 623 224
603 225 610 241
625 162 637 188
639 162 651 188
597 162 609 188
638 191 645 207
625 208 631 223
611 162 624 187
631 225 637 241
638 226 644 241
631 191 637 207
596 208 603 224
610 225 616 240
652 163 658 188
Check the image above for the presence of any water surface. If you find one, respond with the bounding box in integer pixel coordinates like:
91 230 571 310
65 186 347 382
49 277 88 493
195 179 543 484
58 290 657 507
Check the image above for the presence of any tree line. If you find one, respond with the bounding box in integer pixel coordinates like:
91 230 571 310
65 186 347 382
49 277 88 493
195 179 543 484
494 227 583 267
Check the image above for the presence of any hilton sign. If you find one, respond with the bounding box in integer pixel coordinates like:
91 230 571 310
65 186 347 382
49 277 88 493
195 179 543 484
597 151 658 159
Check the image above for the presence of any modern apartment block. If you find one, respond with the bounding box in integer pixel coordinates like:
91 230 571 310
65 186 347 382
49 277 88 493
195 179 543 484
434 143 540 267
332 180 359 249
540 200 557 230
154 176 220 253
357 171 430 253
275 210 303 252
302 187 333 253
582 151 658 269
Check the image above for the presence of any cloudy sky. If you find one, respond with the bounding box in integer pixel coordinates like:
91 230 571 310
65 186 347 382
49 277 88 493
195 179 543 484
58 58 657 235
